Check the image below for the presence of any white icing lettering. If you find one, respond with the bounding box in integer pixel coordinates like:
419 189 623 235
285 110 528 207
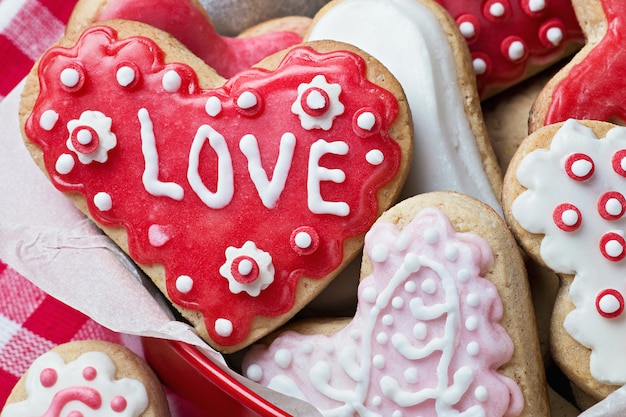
138 108 185 201
307 139 350 216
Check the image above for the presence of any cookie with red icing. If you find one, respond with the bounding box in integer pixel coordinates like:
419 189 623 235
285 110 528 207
529 0 626 131
66 0 305 78
19 20 412 352
502 119 626 405
0 340 169 417
242 191 549 417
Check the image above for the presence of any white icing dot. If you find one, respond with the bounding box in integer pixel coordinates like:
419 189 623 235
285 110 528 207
324 343 334 354
392 296 404 309
466 316 479 331
55 153 75 175
162 70 182 93
294 231 312 249
376 332 389 344
302 343 314 354
572 159 593 178
215 318 233 337
421 278 436 294
528 0 545 12
404 367 418 384
148 224 170 247
366 149 384 165
445 244 459 261
395 233 411 251
76 129 93 145
362 287 377 303
372 396 382 407
274 349 293 369
459 21 476 38
473 58 487 75
599 293 622 315
373 355 385 369
561 209 580 226
606 198 623 216
238 259 254 276
621 157 626 172
60 68 80 88
403 253 421 273
547 27 563 46
205 96 222 117
392 410 402 417
350 329 361 340
508 41 525 61
245 364 263 382
413 322 427 340
93 192 112 211
382 314 394 326
475 385 489 402
237 91 258 109
404 281 416 293
116 66 135 87
176 275 194 293
306 89 326 110
424 228 438 244
357 111 376 131
371 244 389 263
457 269 470 282
467 341 480 356
467 293 480 307
605 239 624 258
490 2 505 17
40 109 59 131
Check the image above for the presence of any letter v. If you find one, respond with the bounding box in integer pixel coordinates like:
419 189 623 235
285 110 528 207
240 133 296 208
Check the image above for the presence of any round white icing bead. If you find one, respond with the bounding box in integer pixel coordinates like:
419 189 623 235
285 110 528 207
605 239 624 258
571 159 593 178
205 96 222 117
404 280 417 293
475 385 489 401
382 314 394 326
376 332 389 344
245 364 263 382
489 2 505 17
175 275 194 293
373 355 385 369
465 316 479 331
421 278 436 294
404 367 418 384
392 296 404 309
294 231 312 249
162 70 182 93
237 91 258 109
445 244 459 261
413 322 427 340
371 243 389 263
274 348 292 369
55 153 75 175
40 109 59 131
508 40 525 61
424 228 438 244
306 89 326 110
366 149 384 165
546 27 563 46
60 68 80 88
116 66 136 87
362 287 377 303
467 341 480 356
528 0 546 12
472 58 488 75
76 129 93 145
605 198 623 216
599 293 622 315
215 318 233 337
457 269 470 282
403 253 421 273
357 111 376 131
93 192 112 211
561 209 579 226
467 293 480 307
238 258 254 276
459 21 476 38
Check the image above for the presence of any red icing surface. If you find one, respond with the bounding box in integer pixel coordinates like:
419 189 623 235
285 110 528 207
544 0 626 125
97 0 303 78
25 26 402 347
435 0 583 98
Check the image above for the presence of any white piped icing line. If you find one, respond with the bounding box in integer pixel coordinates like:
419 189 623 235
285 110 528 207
512 120 626 384
0 350 148 417
242 208 523 417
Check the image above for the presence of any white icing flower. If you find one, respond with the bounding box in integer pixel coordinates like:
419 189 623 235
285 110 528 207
219 241 275 297
291 75 344 131
66 110 117 164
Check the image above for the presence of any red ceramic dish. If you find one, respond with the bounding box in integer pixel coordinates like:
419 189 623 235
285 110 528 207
141 337 293 417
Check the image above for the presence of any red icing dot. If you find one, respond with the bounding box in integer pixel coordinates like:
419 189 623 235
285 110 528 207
235 89 262 116
600 232 626 262
290 226 320 256
70 126 100 155
40 368 58 388
352 108 380 137
301 86 330 117
552 203 582 232
612 150 626 177
482 0 510 21
60 63 86 92
538 19 566 48
111 395 128 412
596 289 625 319
456 14 481 44
82 366 97 381
115 61 141 89
471 52 492 77
231 256 260 284
598 191 626 221
564 153 594 181
501 36 528 62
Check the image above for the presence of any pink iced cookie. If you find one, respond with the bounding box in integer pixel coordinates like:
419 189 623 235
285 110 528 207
67 0 305 77
530 0 626 131
243 192 548 417
19 21 412 352
436 0 583 99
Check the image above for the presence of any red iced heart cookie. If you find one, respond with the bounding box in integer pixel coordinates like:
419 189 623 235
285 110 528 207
19 21 412 352
67 0 305 78
530 0 626 131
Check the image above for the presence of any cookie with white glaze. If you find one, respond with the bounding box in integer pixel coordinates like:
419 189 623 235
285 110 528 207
19 20 412 353
242 191 549 417
0 340 169 417
503 119 626 405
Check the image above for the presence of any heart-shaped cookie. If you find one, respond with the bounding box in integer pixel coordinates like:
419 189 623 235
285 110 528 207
66 0 305 78
503 119 626 403
242 192 548 417
19 20 412 352
0 340 169 417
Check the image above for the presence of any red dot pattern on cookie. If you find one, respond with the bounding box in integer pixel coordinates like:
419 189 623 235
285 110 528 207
435 0 583 98
600 232 626 262
596 288 625 318
564 152 594 181
552 203 582 232
598 191 626 221
612 149 626 177
40 368 58 388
